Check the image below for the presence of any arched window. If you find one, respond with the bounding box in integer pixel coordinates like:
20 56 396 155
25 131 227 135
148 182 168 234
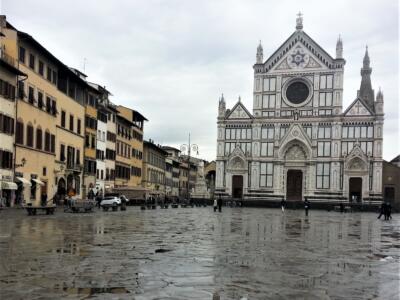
16 119 24 144
27 123 34 147
36 127 42 150
44 130 51 152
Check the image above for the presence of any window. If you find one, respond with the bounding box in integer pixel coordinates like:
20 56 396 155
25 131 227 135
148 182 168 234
52 70 57 85
36 127 43 150
316 163 330 189
27 124 34 147
0 113 14 135
61 110 66 127
317 141 331 157
76 149 80 165
47 66 52 81
28 86 35 104
51 100 57 116
60 144 65 162
261 142 274 157
77 119 81 135
91 135 95 149
29 53 35 70
302 126 312 139
260 162 273 187
318 126 331 139
85 135 90 147
261 127 274 139
263 77 276 92
38 61 44 76
19 46 26 63
320 74 333 89
319 92 332 106
69 115 74 131
44 131 51 152
280 126 289 138
0 150 13 169
225 128 252 140
262 94 276 108
67 146 75 169
16 120 24 144
46 97 51 113
50 134 55 153
37 91 43 109
18 80 25 99
262 111 275 117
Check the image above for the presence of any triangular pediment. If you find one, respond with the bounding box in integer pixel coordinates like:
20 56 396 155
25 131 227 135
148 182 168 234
226 101 253 119
260 30 339 73
278 124 312 159
343 98 374 116
271 43 325 72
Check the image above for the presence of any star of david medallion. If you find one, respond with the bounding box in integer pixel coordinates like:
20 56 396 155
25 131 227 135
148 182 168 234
287 47 309 68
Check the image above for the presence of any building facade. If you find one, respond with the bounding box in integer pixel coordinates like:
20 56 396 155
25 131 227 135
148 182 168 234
0 17 24 205
142 140 167 197
216 15 384 205
162 146 181 199
105 103 117 193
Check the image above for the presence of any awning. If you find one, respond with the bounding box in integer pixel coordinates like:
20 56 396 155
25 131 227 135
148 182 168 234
1 181 18 190
16 177 32 186
32 179 45 186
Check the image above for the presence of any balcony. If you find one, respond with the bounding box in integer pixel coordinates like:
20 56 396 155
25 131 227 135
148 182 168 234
0 49 17 68
66 162 83 172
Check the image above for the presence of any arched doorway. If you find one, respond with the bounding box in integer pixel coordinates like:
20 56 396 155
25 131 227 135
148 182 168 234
287 170 303 201
349 177 362 202
232 175 243 199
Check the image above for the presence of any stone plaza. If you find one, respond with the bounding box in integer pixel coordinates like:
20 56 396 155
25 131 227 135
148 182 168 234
0 207 399 299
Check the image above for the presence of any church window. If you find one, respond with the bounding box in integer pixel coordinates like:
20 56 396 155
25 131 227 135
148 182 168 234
319 92 332 106
355 126 360 138
260 142 274 157
369 162 373 190
260 162 273 188
262 111 275 117
317 142 331 157
280 126 289 138
361 126 367 138
367 126 373 138
316 163 330 189
262 94 276 108
263 77 276 92
303 126 312 139
300 110 312 117
318 126 331 139
256 79 260 91
261 127 274 140
339 162 344 190
225 129 230 140
348 127 354 138
281 110 293 117
320 75 333 89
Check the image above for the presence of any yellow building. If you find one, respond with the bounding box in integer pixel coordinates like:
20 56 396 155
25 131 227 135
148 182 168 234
115 114 133 187
117 105 146 187
83 88 99 197
142 140 167 196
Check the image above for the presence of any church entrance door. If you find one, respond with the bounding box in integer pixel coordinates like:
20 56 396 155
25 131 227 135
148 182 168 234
286 170 302 201
232 175 243 199
349 177 362 202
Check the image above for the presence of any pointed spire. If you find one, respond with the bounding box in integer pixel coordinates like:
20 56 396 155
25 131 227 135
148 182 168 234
296 12 303 30
238 95 241 102
357 45 374 111
336 35 343 59
256 40 263 64
376 87 384 102
363 45 370 68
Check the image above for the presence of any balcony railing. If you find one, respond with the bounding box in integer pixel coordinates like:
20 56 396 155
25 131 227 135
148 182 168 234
0 49 17 68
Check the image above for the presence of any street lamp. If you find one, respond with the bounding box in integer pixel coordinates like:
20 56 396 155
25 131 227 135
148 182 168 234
180 133 199 203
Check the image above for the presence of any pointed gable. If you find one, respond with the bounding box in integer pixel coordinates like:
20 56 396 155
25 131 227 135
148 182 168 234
258 30 340 73
226 101 253 119
344 98 374 116
278 124 313 159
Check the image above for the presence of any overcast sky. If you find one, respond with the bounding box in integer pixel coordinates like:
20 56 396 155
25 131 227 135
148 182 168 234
4 0 399 161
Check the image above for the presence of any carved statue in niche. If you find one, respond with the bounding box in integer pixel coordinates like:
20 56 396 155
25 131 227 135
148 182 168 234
285 145 306 160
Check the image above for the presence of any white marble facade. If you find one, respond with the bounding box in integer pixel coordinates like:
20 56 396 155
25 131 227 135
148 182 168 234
216 16 384 204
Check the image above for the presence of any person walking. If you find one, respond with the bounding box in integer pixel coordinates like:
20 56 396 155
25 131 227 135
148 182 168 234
304 199 310 216
385 202 392 220
281 199 286 212
213 198 218 212
377 202 386 219
217 195 222 212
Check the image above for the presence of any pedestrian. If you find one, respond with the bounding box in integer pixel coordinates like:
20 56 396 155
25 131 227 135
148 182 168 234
217 195 222 212
281 199 286 212
377 202 386 219
385 202 392 220
213 198 218 212
339 202 344 213
41 193 47 207
304 199 310 216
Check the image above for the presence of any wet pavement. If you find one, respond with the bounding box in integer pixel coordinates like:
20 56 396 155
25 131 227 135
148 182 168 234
0 207 399 300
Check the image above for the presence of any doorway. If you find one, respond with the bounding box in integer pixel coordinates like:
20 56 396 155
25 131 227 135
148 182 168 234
384 187 395 204
232 175 243 199
286 170 302 201
349 177 362 202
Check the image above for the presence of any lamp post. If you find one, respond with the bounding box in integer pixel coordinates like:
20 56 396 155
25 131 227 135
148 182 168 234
180 133 199 203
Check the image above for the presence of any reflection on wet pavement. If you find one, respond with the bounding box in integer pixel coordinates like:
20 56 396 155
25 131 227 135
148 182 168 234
0 207 399 299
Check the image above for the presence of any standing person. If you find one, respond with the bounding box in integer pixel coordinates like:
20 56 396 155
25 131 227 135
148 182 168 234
304 199 310 216
217 195 222 212
377 202 386 219
385 202 392 220
339 202 344 213
213 198 218 212
281 199 286 212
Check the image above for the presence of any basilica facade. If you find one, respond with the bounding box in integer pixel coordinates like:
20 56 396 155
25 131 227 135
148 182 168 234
215 15 384 205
